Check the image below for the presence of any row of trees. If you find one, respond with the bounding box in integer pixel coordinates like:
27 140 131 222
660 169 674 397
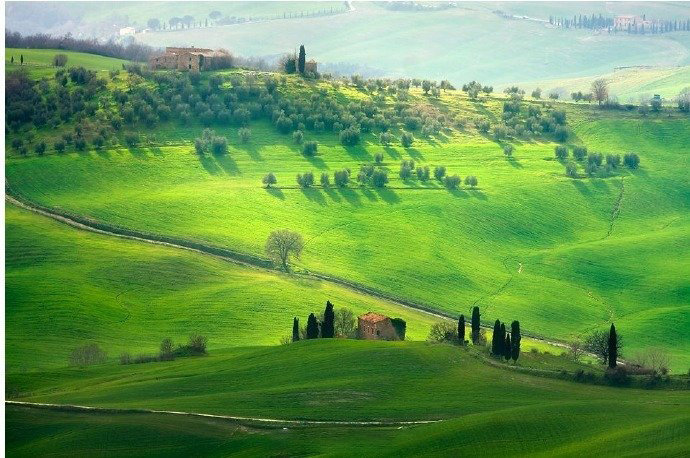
491 320 521 362
290 301 359 341
557 145 641 177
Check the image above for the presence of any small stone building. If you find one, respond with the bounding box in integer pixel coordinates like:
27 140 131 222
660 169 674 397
358 312 403 341
305 59 318 74
148 47 229 72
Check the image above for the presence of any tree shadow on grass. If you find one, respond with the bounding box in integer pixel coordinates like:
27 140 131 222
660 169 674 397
361 187 379 202
240 143 263 161
95 149 111 159
197 154 221 175
215 153 240 175
506 156 523 168
448 187 469 198
384 145 401 160
301 188 327 206
591 178 611 194
265 187 285 200
127 146 150 160
571 179 592 197
305 154 327 170
405 147 425 161
323 186 342 203
338 187 363 207
375 187 400 204
344 144 373 162
150 146 164 157
467 188 487 200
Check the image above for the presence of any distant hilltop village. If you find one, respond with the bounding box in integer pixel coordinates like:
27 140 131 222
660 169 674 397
148 47 232 72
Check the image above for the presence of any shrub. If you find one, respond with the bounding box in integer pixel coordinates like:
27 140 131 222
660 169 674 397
74 137 87 151
374 152 384 164
428 321 459 343
211 136 228 155
565 162 578 178
54 140 66 153
606 154 621 168
555 145 568 160
444 174 461 189
573 146 587 161
238 128 251 143
92 135 105 149
587 153 603 167
160 338 175 361
69 343 107 366
379 132 393 146
35 141 46 155
187 334 208 355
297 171 315 188
125 133 139 148
320 172 330 187
623 153 640 169
276 115 293 134
119 353 132 365
194 138 205 154
371 168 388 187
503 144 514 156
340 126 361 146
465 175 478 188
262 172 277 188
303 141 318 156
416 166 430 181
293 130 304 144
400 131 414 148
399 161 413 179
11 138 23 150
433 165 446 181
133 354 159 364
53 53 68 66
334 169 350 187
554 125 568 142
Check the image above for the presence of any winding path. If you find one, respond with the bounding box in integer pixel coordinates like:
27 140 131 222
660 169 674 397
6 401 439 427
5 192 571 350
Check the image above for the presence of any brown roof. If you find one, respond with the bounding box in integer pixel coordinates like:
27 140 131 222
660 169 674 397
359 312 388 323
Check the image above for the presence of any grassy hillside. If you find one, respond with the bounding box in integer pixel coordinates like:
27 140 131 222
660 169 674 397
6 203 456 372
6 66 689 371
5 48 129 78
7 341 690 456
507 65 690 102
134 2 690 85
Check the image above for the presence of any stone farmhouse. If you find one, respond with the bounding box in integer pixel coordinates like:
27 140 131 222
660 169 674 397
148 47 231 72
305 59 318 74
357 312 405 341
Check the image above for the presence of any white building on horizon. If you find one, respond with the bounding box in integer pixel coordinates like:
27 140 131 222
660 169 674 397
119 26 136 36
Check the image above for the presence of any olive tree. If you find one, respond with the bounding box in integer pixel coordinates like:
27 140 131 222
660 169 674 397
265 229 304 271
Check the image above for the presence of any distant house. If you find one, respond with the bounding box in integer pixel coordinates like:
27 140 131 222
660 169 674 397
119 26 136 36
357 312 405 341
148 47 231 72
305 59 318 74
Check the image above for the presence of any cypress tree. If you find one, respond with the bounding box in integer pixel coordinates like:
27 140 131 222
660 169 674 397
20 54 24 65
322 300 335 338
298 45 306 74
491 319 501 355
504 334 511 360
498 322 506 356
471 306 480 344
511 320 521 361
306 313 319 339
458 314 465 344
292 317 300 342
608 323 618 368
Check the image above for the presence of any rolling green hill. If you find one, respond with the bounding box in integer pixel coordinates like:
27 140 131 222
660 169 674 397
6 66 689 371
6 341 690 456
5 48 129 78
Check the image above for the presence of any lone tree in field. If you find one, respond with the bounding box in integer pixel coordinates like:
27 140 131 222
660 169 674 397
306 313 319 339
262 172 277 188
322 301 335 338
608 323 618 368
591 78 609 105
298 45 306 74
458 314 465 344
265 229 304 271
511 320 521 362
292 317 300 342
471 306 481 344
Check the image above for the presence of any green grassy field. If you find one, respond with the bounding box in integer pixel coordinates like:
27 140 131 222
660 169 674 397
507 65 690 102
6 79 689 371
6 340 690 456
5 48 129 78
135 2 690 85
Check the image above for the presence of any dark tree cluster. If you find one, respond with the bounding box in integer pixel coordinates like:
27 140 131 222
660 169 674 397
293 301 337 340
194 128 228 155
491 319 521 362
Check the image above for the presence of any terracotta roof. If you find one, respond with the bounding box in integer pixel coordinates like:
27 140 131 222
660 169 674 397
359 312 388 323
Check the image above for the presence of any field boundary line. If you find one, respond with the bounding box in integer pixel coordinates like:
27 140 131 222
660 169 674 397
5 401 440 427
4 190 570 350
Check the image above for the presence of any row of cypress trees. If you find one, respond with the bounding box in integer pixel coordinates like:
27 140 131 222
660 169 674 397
456 306 482 345
491 319 521 362
292 300 335 341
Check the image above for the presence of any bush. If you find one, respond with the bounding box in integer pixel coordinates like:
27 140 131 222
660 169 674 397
416 166 430 181
428 321 458 343
74 137 87 151
604 366 630 386
35 141 46 155
125 133 139 148
623 153 640 169
53 53 68 67
587 152 603 167
262 172 277 188
54 140 66 153
555 145 568 160
211 136 228 155
444 174 461 189
303 141 318 156
293 130 304 144
374 152 384 164
334 169 350 187
187 334 208 355
606 154 621 168
554 125 568 142
194 138 205 154
297 171 315 188
238 128 251 143
433 165 446 181
320 172 330 187
119 352 132 365
465 175 478 188
371 168 388 188
69 343 107 366
379 131 394 146
565 162 578 178
276 115 293 134
340 126 361 146
92 135 105 149
400 131 414 148
503 144 514 156
573 146 587 161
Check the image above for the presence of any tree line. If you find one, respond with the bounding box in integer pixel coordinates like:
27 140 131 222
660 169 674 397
287 301 365 342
